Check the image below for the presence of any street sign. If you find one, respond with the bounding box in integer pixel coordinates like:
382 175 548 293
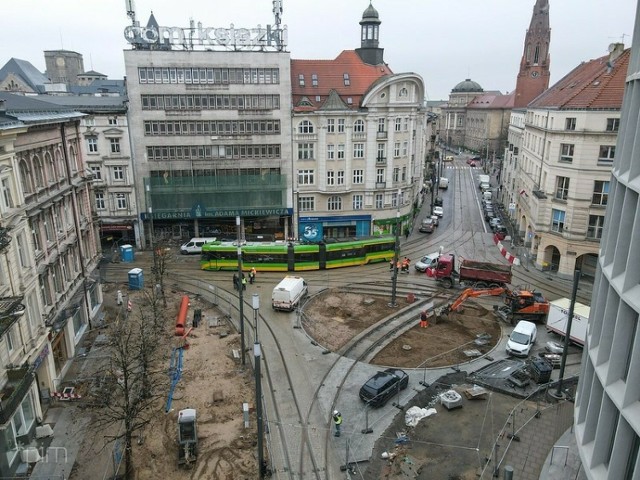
508 203 516 213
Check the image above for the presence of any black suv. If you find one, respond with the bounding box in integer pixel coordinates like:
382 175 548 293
359 368 409 407
434 197 443 207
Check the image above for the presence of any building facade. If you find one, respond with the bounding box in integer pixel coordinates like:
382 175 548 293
574 5 640 477
123 12 292 246
290 5 426 240
501 45 628 278
0 93 102 477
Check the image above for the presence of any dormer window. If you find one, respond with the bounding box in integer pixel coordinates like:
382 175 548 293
298 74 305 87
312 74 318 87
343 73 350 86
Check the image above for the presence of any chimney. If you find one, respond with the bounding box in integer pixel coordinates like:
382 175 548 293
609 43 625 65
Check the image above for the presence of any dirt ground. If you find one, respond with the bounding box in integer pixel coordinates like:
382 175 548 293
70 286 257 480
303 291 502 367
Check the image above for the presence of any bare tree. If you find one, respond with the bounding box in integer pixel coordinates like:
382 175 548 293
151 240 175 307
92 291 171 478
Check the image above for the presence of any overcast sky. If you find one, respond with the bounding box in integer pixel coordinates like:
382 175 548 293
2 0 637 100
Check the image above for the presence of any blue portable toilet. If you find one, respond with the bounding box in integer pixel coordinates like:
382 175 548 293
120 244 134 263
128 268 144 290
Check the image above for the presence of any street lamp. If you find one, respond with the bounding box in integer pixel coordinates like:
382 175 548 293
252 294 265 478
389 189 401 308
236 215 245 366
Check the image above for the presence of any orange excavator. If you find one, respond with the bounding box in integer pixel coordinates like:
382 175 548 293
435 287 549 324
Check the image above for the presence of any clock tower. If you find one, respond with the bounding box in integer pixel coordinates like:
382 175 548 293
514 0 551 107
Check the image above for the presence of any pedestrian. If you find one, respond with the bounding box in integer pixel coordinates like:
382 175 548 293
402 257 410 272
233 273 239 291
420 310 429 328
389 259 394 271
249 267 257 284
241 274 247 291
332 410 342 437
404 227 410 240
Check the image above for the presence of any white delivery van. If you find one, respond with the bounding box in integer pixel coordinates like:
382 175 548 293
546 298 589 346
482 190 492 201
180 237 217 255
478 174 490 188
438 177 449 189
506 320 538 357
272 276 308 311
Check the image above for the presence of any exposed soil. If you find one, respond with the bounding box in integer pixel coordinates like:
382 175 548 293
303 290 503 367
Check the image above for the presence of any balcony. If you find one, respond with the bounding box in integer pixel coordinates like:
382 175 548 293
376 156 387 165
0 297 26 339
0 366 35 425
0 228 10 253
375 182 386 189
376 131 388 140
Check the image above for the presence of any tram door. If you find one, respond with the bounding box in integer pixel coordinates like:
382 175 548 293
318 243 326 270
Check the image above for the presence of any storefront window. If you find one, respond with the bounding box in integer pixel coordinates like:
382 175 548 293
22 393 35 430
1 425 18 464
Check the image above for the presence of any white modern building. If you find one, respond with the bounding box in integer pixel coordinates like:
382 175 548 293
574 3 640 477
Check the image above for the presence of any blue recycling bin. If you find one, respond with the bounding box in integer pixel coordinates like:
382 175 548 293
120 244 134 263
128 268 144 290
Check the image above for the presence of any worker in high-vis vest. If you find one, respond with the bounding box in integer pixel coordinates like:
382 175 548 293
333 410 342 437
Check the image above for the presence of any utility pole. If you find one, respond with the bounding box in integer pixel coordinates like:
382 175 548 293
236 216 245 366
389 189 401 308
552 269 581 399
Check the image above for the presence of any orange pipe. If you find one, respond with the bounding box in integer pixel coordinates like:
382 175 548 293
175 295 189 336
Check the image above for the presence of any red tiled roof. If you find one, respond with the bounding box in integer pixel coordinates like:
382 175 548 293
291 50 393 112
529 49 630 109
467 92 515 109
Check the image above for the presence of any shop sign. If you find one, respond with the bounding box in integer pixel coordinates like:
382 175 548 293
31 344 49 372
141 207 292 220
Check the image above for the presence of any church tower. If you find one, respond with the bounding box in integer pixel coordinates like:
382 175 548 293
355 2 385 66
514 0 551 107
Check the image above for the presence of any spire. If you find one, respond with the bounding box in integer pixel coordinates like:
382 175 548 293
514 0 551 107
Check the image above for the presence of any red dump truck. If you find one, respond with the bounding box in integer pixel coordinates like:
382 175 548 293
426 254 512 289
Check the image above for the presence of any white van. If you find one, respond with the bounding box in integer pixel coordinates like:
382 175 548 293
506 320 538 357
180 237 217 255
272 276 308 311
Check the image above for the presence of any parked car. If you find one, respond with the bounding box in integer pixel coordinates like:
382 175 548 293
430 215 439 227
434 197 443 207
415 252 442 272
468 156 481 164
433 206 444 217
359 368 409 407
506 321 538 357
484 208 495 221
489 217 504 230
494 226 508 240
469 161 476 167
419 217 435 233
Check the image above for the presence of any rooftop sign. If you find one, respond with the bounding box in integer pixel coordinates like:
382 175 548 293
124 22 287 51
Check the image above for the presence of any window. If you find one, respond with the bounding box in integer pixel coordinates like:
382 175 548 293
606 118 620 132
353 143 364 158
555 176 570 200
403 118 409 131
83 117 95 127
353 194 363 210
392 191 399 207
402 142 408 156
343 73 350 86
587 215 605 239
376 168 385 183
337 119 345 133
15 234 27 268
327 171 335 186
560 143 574 162
95 193 105 210
375 193 383 209
393 142 400 158
565 118 576 130
298 120 314 134
399 87 408 97
90 166 102 180
551 209 565 233
298 74 305 86
377 143 386 161
311 74 318 87
395 118 401 131
298 196 315 211
6 327 14 352
87 137 98 153
108 117 118 126
297 143 315 160
337 144 345 159
599 145 615 163
327 119 335 133
1 178 14 209
402 166 407 181
298 169 314 185
353 119 365 133
110 138 121 154
115 193 127 209
393 168 400 182
327 196 342 211
592 181 609 206
378 118 386 133
353 169 363 184
337 170 344 185
112 166 124 181
327 144 335 160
